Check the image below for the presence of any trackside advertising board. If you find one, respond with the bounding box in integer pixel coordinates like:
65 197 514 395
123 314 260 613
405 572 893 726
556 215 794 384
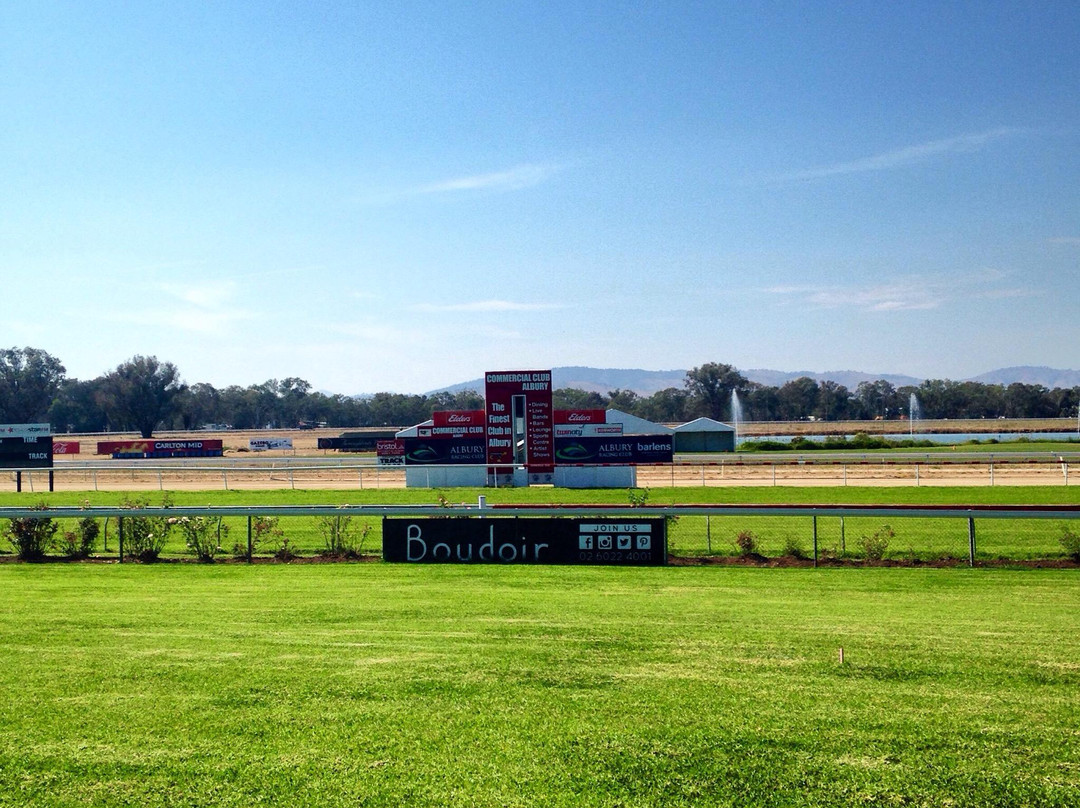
383 518 666 565
397 437 487 465
0 424 53 469
96 439 224 458
250 437 293 451
484 370 553 472
554 435 674 464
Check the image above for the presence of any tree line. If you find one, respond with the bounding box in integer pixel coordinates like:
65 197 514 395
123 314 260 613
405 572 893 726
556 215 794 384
1 349 1077 437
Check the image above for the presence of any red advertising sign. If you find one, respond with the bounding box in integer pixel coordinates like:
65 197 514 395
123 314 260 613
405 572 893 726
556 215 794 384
554 409 607 425
484 370 553 473
97 439 223 457
376 439 405 457
432 410 485 427
52 440 81 454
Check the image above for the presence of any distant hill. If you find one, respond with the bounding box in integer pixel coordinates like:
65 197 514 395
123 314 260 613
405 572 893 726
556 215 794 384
432 367 687 396
967 366 1080 389
741 369 924 389
428 365 1079 396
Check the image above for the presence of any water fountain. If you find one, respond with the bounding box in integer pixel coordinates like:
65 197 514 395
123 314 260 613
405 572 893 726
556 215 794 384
731 390 743 446
909 393 922 436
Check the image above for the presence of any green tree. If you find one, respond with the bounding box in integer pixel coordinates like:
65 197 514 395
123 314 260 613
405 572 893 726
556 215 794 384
99 356 185 438
684 363 749 421
638 387 690 423
0 347 66 423
777 377 819 421
552 388 608 410
814 381 850 422
49 378 109 432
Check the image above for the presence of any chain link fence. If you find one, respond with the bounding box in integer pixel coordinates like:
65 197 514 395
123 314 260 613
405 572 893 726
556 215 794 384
1 505 1077 565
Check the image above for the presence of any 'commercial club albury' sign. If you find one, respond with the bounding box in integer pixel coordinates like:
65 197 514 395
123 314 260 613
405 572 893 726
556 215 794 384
383 517 666 566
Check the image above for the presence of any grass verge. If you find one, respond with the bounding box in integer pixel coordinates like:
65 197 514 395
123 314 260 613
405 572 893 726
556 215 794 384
1 564 1078 806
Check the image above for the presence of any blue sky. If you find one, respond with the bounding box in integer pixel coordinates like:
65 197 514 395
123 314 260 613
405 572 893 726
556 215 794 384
3 1 1077 393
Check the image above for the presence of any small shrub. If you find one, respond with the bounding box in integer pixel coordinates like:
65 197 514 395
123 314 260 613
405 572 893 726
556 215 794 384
735 530 759 557
861 524 895 561
4 503 58 561
627 487 651 507
176 516 228 562
119 494 175 561
782 536 807 559
58 516 100 559
1059 524 1080 561
274 537 297 562
318 512 372 558
233 515 283 558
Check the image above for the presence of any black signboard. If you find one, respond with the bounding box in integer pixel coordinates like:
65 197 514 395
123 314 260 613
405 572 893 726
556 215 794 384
400 437 487 465
383 517 666 565
319 431 399 451
0 436 53 469
553 435 673 465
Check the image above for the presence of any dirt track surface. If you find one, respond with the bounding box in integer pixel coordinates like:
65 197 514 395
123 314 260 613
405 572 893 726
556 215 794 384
17 424 1075 492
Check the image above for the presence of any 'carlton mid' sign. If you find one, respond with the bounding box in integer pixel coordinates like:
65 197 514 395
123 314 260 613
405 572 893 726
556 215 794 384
383 518 666 566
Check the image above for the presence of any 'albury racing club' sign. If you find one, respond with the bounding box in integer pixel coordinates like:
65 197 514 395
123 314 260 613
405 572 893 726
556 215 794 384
383 518 666 566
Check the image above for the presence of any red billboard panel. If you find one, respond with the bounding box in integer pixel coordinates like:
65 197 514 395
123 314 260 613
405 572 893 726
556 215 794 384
96 439 223 458
554 409 607 425
52 440 81 454
432 410 485 427
484 370 553 472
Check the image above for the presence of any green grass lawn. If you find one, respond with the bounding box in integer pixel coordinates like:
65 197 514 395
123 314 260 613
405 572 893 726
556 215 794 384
1 564 1078 806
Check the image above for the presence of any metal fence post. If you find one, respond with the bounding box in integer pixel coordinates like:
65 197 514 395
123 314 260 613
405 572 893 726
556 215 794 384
968 517 976 567
812 515 818 567
118 517 124 563
247 516 253 563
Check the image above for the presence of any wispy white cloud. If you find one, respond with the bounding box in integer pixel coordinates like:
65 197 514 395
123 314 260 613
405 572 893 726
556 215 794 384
159 280 238 308
775 127 1025 182
764 269 1038 312
359 163 559 204
416 164 557 194
409 299 564 313
104 280 255 335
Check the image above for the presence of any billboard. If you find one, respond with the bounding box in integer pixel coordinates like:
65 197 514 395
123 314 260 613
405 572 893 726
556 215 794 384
399 437 486 465
0 424 53 469
433 410 485 427
554 436 673 465
250 437 293 451
318 430 399 451
383 517 666 565
484 370 553 472
376 439 406 465
554 423 624 438
52 440 81 454
96 439 224 458
554 409 607 424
